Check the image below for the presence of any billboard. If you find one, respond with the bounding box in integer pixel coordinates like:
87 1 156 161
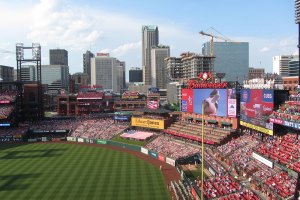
240 89 274 131
181 88 236 117
181 89 194 113
131 117 164 130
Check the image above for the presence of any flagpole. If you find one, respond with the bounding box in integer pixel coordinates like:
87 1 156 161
201 101 204 200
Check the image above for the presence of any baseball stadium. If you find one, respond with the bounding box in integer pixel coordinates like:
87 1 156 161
0 73 300 200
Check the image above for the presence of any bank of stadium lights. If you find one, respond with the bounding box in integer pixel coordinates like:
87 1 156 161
296 0 300 24
16 43 24 60
16 43 41 61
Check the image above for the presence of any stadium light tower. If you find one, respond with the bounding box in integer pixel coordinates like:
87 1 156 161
296 0 300 87
294 1 300 196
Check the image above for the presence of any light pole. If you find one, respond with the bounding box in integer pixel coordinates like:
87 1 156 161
201 101 204 200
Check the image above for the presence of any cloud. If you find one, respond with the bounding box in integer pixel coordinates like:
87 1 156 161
260 47 270 52
111 41 141 57
27 0 101 50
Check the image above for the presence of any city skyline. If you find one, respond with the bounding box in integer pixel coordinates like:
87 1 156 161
0 0 297 80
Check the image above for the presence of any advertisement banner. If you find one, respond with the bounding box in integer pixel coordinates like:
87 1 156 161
240 89 274 131
114 116 130 121
148 151 158 159
141 147 148 155
67 137 76 142
269 118 283 125
194 89 227 117
181 89 194 113
208 167 216 176
77 138 84 143
96 139 107 144
283 121 300 130
42 137 47 142
158 154 165 162
240 121 273 135
131 117 164 130
252 152 273 168
166 157 176 166
227 89 237 117
28 138 37 142
181 100 187 112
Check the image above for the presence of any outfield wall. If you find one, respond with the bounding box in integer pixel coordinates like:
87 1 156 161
65 136 177 168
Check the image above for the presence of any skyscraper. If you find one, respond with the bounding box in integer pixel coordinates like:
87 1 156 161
49 49 68 65
90 53 125 92
129 68 143 83
41 65 69 94
151 45 170 89
142 25 159 85
273 55 298 76
83 50 94 84
202 42 249 83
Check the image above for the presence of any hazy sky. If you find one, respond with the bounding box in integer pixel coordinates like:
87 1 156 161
0 0 297 80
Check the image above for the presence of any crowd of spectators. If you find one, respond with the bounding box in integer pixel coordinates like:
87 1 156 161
71 118 128 140
270 94 300 123
145 135 199 159
29 119 79 131
0 105 14 119
201 175 242 199
255 133 300 166
0 90 19 102
218 189 260 200
217 135 253 156
264 172 297 199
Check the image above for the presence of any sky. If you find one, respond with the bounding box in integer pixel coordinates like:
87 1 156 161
0 0 297 81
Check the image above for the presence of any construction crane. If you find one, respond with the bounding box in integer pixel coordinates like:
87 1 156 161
199 29 235 57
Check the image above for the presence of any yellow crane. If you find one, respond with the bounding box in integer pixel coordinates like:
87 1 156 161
199 29 235 57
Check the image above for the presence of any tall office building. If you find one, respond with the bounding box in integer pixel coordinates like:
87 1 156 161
142 25 159 85
129 68 143 83
90 53 125 92
273 55 298 77
288 56 299 77
50 49 68 65
117 62 126 92
0 65 14 82
18 65 36 81
83 50 94 84
202 42 249 82
151 45 170 89
41 65 69 94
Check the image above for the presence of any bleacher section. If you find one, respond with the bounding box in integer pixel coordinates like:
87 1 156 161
255 133 300 167
165 121 233 145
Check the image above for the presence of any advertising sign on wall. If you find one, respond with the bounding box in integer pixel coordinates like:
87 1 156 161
181 89 194 113
252 152 273 168
131 117 164 130
166 157 176 166
141 147 148 155
240 89 274 131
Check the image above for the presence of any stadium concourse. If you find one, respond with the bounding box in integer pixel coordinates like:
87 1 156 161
0 90 300 199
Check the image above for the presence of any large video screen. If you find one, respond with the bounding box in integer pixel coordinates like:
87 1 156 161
181 88 236 117
240 89 274 129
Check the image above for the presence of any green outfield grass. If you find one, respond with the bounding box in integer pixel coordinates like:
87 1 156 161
111 134 149 146
0 143 169 200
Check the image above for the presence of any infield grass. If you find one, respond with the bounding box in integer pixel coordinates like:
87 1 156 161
0 142 170 200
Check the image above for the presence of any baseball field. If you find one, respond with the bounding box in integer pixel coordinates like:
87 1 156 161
0 142 170 200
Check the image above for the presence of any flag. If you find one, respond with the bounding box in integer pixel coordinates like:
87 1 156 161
147 100 158 109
